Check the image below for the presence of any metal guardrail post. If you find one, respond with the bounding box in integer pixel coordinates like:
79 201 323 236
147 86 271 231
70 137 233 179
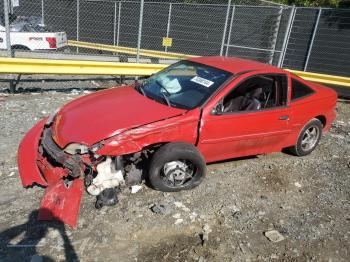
220 0 231 56
165 3 172 52
3 0 12 58
41 0 45 25
304 8 322 72
76 0 80 53
278 5 296 68
225 5 235 57
136 0 144 63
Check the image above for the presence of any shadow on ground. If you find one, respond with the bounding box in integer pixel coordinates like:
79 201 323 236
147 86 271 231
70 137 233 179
0 209 78 262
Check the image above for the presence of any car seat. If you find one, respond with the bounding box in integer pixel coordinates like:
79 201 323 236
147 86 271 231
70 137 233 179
223 87 262 112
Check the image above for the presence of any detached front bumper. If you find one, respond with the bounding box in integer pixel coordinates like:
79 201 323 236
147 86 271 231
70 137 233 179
18 119 49 187
17 119 83 228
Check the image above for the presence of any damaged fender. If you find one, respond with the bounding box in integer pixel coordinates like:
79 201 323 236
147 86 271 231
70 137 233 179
96 109 201 156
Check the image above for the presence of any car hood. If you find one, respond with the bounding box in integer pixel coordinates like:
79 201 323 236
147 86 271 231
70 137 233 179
51 85 186 148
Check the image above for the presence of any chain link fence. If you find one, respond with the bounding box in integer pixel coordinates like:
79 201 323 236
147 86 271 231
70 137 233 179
0 0 350 77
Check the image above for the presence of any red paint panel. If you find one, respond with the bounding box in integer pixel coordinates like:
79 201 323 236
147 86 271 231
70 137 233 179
52 85 186 148
38 179 84 228
288 76 337 143
17 118 48 187
198 70 292 162
37 154 67 185
98 109 200 156
199 108 292 163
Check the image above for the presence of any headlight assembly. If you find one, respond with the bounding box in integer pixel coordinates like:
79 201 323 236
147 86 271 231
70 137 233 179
64 143 89 155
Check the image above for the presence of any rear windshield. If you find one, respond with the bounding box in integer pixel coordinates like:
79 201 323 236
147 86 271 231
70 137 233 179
135 61 232 110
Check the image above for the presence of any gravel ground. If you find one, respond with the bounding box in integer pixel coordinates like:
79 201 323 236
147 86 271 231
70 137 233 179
0 88 349 262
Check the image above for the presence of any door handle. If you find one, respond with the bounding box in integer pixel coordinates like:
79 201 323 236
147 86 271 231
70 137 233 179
279 115 289 120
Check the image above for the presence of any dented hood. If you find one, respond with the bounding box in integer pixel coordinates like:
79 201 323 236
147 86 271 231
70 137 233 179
51 85 186 148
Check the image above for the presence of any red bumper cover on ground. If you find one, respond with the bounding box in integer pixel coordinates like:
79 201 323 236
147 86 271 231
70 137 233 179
17 119 83 228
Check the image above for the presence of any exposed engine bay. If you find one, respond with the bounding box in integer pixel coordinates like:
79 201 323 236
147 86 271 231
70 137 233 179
40 121 155 211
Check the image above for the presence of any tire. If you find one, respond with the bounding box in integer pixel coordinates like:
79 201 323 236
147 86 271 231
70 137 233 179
289 118 323 156
148 142 206 192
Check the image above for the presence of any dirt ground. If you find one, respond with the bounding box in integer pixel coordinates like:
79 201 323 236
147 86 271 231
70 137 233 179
0 86 349 262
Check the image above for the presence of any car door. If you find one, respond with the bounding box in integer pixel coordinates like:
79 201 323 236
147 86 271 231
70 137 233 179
197 71 293 163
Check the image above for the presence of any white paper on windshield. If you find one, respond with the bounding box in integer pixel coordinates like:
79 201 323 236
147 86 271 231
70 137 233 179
190 76 214 88
159 76 182 93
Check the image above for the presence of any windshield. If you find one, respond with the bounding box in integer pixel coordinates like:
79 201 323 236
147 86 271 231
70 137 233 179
135 61 232 110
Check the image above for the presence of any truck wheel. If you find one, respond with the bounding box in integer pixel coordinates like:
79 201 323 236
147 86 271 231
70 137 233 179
148 142 206 192
289 118 323 156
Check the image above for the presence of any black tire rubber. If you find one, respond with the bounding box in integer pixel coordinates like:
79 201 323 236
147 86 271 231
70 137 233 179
289 118 323 156
148 142 206 192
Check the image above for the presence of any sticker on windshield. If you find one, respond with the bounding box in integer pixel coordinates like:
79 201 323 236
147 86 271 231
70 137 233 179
190 76 214 88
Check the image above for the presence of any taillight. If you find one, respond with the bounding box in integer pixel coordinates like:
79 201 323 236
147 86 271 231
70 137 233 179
46 37 57 49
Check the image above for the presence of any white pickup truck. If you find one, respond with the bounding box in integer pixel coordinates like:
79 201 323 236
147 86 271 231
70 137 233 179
0 16 67 51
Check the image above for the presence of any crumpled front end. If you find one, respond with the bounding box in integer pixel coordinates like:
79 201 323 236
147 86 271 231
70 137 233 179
18 118 86 228
17 108 200 228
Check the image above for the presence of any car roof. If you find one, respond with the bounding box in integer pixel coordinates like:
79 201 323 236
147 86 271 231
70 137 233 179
189 56 286 75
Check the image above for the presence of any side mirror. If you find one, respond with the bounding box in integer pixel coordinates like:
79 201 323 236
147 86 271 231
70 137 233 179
211 101 223 115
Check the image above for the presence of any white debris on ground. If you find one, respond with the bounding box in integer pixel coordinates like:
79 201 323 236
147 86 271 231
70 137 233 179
130 185 143 194
264 230 286 243
174 218 184 225
202 224 212 246
294 182 302 188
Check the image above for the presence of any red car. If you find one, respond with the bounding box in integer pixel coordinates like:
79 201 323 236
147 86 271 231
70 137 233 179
17 57 337 227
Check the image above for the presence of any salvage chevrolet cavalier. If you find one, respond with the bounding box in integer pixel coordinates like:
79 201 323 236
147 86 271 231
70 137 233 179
17 56 337 227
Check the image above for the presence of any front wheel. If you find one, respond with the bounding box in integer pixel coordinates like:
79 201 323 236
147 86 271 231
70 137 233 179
148 142 206 192
289 118 323 156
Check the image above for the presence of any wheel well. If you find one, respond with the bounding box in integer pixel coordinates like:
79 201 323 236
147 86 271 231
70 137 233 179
315 115 326 127
11 45 30 50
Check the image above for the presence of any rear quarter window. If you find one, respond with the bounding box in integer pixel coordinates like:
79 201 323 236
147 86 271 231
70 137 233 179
291 79 315 101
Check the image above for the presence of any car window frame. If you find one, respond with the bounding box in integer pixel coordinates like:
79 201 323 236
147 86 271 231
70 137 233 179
290 77 315 103
212 73 290 116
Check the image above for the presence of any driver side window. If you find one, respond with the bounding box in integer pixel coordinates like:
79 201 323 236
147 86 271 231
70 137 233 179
221 74 288 113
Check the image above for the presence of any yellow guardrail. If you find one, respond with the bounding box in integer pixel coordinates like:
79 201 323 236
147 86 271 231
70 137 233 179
0 57 167 75
68 40 197 60
288 69 350 88
0 57 349 89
